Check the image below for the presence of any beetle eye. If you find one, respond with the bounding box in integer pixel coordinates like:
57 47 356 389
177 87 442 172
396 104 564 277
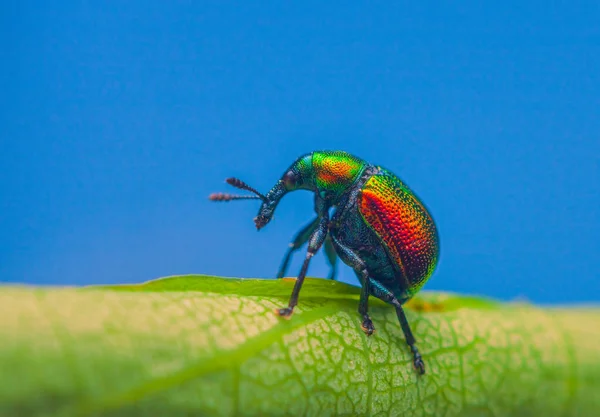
283 171 297 190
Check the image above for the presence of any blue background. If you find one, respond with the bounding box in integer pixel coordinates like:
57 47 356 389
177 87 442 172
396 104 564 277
2 2 598 303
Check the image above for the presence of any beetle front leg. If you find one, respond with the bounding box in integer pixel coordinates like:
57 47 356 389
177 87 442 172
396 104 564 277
275 215 329 318
276 217 320 278
324 235 338 280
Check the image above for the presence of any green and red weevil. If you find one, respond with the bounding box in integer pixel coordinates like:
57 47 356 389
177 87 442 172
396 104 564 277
209 150 439 374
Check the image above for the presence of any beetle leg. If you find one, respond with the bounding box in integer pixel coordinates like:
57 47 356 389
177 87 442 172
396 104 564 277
324 235 338 280
276 217 320 278
358 273 375 335
329 235 375 335
276 214 329 318
395 304 426 375
369 278 426 375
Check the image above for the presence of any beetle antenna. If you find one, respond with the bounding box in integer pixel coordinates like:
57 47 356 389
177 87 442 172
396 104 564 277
225 177 267 201
209 193 262 202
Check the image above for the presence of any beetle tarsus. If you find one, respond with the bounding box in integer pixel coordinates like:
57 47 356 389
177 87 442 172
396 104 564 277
414 357 425 375
360 316 376 336
412 346 426 375
275 307 294 318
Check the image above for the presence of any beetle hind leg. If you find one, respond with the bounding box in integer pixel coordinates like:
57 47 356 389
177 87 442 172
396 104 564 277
369 278 426 375
395 303 425 375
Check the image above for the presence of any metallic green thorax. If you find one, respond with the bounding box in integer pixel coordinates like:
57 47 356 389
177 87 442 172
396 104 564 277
284 151 367 198
312 151 366 198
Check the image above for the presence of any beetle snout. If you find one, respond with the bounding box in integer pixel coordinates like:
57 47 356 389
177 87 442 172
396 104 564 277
254 214 270 230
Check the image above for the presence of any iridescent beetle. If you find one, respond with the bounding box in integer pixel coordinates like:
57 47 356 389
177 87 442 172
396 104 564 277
209 151 439 374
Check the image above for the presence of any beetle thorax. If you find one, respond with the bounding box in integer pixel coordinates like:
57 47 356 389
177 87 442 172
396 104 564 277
311 151 368 199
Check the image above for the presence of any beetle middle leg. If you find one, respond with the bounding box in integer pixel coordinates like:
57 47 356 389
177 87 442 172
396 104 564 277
330 235 375 336
357 271 374 335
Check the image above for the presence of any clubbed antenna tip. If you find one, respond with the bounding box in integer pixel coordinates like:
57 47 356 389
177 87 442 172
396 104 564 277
209 193 261 202
225 177 267 202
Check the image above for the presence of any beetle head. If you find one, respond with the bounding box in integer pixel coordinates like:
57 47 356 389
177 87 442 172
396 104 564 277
254 181 285 230
209 153 315 230
208 176 288 230
254 154 316 228
254 169 302 229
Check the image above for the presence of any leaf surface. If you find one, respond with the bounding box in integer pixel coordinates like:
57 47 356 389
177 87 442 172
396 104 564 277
1 275 599 416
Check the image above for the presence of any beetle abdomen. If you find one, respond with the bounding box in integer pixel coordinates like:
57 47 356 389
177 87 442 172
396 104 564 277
358 170 439 296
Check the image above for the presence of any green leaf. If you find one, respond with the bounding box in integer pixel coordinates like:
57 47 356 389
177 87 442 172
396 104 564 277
1 275 599 416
